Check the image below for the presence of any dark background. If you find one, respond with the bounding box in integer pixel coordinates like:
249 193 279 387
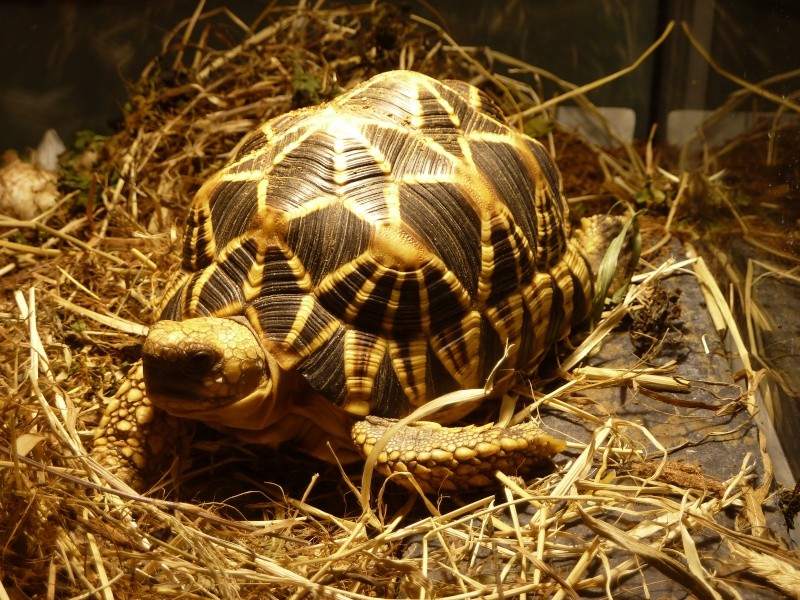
1 0 798 151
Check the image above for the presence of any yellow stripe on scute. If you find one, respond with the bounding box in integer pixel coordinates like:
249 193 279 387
242 244 265 303
272 238 313 293
284 295 316 347
428 310 482 389
465 130 516 146
419 77 460 128
284 295 340 358
219 170 266 183
549 261 576 341
187 264 218 316
389 337 429 405
343 329 387 411
520 273 555 358
485 293 525 356
256 177 270 217
476 217 495 307
383 182 401 224
284 195 340 219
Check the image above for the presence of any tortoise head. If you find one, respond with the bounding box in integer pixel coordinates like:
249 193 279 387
141 317 281 430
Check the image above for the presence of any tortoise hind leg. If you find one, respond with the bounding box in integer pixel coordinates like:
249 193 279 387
91 361 176 491
351 416 566 493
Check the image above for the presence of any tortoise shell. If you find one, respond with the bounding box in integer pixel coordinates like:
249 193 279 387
157 70 593 420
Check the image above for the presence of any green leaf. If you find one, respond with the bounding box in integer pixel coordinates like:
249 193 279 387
592 211 641 318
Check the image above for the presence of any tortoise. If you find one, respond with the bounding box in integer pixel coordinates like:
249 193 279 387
92 70 632 493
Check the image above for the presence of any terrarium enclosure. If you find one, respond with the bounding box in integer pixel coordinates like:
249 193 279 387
1 1 800 598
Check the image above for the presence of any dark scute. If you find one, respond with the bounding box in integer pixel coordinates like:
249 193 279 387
264 111 308 138
432 317 472 380
353 120 459 179
316 263 365 323
470 140 540 251
426 344 459 399
391 275 423 331
525 139 564 219
251 294 302 343
356 124 420 174
218 239 258 288
424 266 470 331
369 351 409 418
569 267 588 328
184 265 245 317
158 288 183 321
534 193 567 271
515 303 537 371
209 180 259 249
343 181 395 222
528 140 568 271
262 246 306 295
182 209 212 271
297 327 348 407
441 79 507 124
335 135 394 186
544 275 566 346
457 106 506 137
267 172 336 214
233 128 270 161
397 140 454 175
253 290 341 359
291 301 340 356
226 153 263 179
512 226 535 282
424 127 462 156
342 329 384 385
346 264 470 335
345 78 469 162
265 123 397 214
286 202 372 286
398 181 481 297
349 270 392 331
486 224 520 305
358 268 427 330
273 130 385 196
414 88 462 153
318 261 468 337
478 314 505 380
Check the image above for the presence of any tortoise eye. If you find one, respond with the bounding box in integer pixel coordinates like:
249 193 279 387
182 350 217 376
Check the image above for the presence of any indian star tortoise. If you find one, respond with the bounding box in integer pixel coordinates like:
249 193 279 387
92 70 634 493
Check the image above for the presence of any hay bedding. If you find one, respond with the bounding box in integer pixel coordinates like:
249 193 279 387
1 2 799 598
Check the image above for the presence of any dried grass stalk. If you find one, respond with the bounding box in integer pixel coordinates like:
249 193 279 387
1 3 796 599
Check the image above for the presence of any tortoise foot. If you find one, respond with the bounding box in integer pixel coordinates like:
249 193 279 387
351 416 566 493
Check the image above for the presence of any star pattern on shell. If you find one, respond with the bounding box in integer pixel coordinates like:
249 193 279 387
157 71 592 419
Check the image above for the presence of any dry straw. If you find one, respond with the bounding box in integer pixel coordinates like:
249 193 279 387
1 2 798 598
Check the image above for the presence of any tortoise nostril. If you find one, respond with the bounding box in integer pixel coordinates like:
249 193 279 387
182 349 217 376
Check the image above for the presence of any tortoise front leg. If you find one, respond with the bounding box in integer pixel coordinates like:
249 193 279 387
351 416 566 493
91 361 175 491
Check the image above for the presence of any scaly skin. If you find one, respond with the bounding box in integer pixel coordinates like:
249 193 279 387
92 362 175 490
352 417 566 492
